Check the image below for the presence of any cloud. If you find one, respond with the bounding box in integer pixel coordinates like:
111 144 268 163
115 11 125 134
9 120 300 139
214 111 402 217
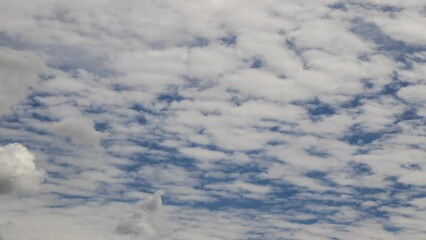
115 191 166 239
0 47 46 115
51 116 105 146
1 0 426 239
0 143 45 195
397 85 426 103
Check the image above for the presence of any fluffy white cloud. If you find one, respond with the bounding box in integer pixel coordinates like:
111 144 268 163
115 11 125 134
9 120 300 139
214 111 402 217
397 85 426 103
115 191 166 239
0 143 45 195
51 116 105 146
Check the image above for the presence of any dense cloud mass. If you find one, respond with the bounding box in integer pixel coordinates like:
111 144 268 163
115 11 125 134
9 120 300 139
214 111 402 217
0 144 45 195
0 0 426 239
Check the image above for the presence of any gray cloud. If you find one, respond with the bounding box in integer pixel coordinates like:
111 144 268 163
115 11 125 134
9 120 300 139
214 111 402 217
115 191 166 239
51 116 105 146
0 47 46 115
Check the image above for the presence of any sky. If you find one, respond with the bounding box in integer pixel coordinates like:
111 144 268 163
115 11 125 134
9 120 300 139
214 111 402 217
0 0 426 239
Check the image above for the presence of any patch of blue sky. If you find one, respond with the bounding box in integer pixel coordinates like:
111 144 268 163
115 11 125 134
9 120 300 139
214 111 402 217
22 126 51 136
157 92 185 104
266 139 288 146
0 112 22 124
342 124 401 146
328 2 347 11
270 183 300 199
209 163 264 177
181 75 212 89
179 36 210 48
23 92 50 108
0 31 33 50
111 83 134 92
181 196 270 210
294 98 336 121
349 162 373 176
129 104 157 116
52 192 93 201
123 178 155 194
304 171 338 188
30 112 56 122
305 147 331 158
94 121 109 132
383 225 403 233
45 170 68 181
284 38 310 69
408 191 426 202
351 19 426 68
0 138 23 147
82 106 109 114
394 107 424 123
381 72 410 96
218 35 237 47
333 1 403 13
249 58 263 69
122 152 196 173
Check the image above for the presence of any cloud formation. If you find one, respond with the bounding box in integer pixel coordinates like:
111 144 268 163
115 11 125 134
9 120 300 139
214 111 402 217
51 116 105 146
0 0 426 239
0 143 45 195
115 191 166 239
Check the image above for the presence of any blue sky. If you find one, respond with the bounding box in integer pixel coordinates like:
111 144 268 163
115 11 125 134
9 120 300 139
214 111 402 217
0 0 426 239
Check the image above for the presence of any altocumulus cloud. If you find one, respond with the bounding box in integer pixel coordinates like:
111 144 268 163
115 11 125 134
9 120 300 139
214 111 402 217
51 116 105 146
0 143 45 195
1 0 426 239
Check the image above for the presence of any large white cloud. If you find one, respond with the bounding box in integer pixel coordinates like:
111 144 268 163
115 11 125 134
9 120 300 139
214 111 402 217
0 143 45 195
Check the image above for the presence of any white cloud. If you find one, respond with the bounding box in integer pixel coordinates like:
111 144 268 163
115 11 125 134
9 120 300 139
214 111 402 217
397 85 426 103
372 10 426 45
0 143 45 195
115 191 167 239
1 0 426 239
51 116 105 146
